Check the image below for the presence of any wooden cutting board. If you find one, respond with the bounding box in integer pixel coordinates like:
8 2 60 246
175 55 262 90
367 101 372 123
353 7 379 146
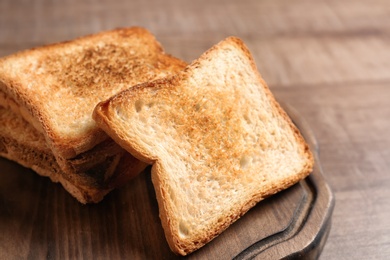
0 104 334 259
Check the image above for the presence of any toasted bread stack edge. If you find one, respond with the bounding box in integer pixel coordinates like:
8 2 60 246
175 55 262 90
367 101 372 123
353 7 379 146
0 27 186 203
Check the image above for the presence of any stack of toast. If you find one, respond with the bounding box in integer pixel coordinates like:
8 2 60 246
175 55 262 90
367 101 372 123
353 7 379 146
0 27 186 203
0 28 314 255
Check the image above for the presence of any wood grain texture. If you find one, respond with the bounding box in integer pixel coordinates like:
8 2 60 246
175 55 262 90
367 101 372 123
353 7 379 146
1 0 390 259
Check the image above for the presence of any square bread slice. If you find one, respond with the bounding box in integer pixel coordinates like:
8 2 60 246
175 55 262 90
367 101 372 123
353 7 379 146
93 37 314 255
0 106 147 203
0 27 187 160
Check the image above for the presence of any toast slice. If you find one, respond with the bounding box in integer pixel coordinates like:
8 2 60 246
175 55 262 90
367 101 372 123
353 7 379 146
0 106 147 203
0 27 187 160
93 37 314 255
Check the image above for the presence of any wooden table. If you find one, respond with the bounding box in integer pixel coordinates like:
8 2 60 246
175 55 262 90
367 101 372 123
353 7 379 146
1 0 389 259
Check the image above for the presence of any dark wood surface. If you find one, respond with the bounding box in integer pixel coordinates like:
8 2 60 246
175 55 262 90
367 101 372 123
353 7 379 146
1 0 390 259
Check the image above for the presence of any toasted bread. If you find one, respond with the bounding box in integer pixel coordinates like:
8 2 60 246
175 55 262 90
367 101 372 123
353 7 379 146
93 37 314 255
0 106 147 203
0 27 187 160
